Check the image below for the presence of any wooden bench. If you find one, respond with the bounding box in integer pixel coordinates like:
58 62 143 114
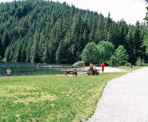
65 71 77 76
61 70 77 76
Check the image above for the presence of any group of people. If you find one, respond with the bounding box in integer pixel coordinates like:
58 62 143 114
89 62 105 75
89 62 133 75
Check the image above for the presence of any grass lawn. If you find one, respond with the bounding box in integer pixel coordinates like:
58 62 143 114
117 66 145 71
0 69 137 122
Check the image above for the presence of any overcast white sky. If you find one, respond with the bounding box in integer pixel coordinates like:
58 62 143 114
1 0 147 25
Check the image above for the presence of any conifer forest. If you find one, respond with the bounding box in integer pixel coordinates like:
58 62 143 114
0 0 148 65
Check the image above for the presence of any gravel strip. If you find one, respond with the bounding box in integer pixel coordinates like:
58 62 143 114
87 67 148 122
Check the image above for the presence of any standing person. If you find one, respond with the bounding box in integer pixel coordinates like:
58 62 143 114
6 68 11 76
101 62 105 73
89 62 94 75
130 63 132 73
83 63 85 69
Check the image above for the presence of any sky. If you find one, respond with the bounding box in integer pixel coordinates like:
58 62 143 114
1 0 147 25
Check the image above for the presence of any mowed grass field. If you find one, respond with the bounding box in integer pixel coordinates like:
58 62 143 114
0 69 136 122
119 66 144 71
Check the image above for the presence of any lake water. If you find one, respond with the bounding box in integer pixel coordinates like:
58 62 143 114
0 62 69 77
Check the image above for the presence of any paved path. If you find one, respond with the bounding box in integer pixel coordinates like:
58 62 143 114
87 67 148 122
84 67 126 73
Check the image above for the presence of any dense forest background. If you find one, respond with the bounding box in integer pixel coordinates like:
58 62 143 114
0 0 147 65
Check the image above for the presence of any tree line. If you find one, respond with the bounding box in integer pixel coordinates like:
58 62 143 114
0 0 147 65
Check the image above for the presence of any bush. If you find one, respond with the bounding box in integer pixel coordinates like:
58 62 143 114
125 63 130 66
140 63 148 66
72 61 85 67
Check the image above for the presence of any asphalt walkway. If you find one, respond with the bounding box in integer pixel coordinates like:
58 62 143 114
87 67 148 122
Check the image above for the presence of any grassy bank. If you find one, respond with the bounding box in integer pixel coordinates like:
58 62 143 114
0 72 127 122
117 66 145 71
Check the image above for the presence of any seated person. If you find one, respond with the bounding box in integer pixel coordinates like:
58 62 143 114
73 68 77 76
89 62 94 75
73 68 77 72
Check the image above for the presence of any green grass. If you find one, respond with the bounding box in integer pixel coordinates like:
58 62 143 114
116 66 145 71
0 72 127 122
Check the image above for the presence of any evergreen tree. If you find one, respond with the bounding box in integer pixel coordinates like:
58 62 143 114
95 15 104 43
126 26 136 64
141 0 148 62
89 17 97 43
56 40 65 63
71 11 85 61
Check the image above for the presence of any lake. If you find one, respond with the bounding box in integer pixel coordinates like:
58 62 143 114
0 62 69 77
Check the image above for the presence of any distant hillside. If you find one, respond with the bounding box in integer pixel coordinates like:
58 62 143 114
0 0 146 64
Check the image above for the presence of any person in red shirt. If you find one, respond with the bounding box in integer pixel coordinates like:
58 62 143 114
101 62 105 73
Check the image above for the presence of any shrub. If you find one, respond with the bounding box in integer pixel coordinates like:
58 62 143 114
125 63 130 66
143 63 148 66
140 63 148 66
